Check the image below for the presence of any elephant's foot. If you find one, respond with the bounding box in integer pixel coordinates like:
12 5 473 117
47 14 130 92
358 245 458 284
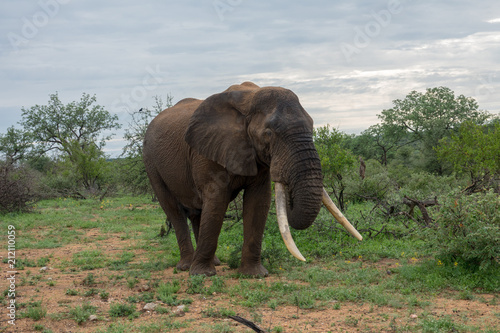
189 261 217 276
238 263 269 277
213 255 221 266
176 255 193 271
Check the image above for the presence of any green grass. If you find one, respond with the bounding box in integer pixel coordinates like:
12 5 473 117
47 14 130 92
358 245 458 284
127 292 154 304
202 306 236 318
156 280 181 305
107 251 136 271
108 302 138 318
94 320 191 333
69 302 97 324
420 316 463 332
65 289 79 296
82 273 97 286
20 302 47 321
72 250 108 270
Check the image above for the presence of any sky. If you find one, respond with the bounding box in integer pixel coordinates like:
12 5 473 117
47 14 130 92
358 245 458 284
1 0 500 157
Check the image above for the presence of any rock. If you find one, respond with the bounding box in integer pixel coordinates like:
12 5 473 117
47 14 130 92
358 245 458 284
138 284 150 292
143 303 158 311
173 305 186 317
40 267 48 272
89 315 98 321
410 314 418 319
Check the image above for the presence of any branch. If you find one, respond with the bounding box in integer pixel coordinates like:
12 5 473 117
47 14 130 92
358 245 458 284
229 316 267 333
403 196 438 226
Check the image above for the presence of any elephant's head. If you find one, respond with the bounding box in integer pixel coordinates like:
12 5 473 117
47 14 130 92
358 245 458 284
185 82 362 260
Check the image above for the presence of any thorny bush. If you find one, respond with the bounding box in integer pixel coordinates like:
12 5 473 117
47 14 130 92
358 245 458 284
428 190 500 271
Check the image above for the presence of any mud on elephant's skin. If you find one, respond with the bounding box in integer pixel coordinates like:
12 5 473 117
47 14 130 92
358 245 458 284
143 81 361 277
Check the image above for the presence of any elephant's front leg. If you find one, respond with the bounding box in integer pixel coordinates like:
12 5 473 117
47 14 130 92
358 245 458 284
189 213 221 266
238 175 271 277
190 193 231 276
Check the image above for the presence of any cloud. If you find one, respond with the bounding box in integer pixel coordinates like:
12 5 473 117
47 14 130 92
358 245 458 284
1 0 499 157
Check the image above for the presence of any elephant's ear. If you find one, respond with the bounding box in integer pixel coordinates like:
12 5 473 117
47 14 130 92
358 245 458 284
185 91 258 176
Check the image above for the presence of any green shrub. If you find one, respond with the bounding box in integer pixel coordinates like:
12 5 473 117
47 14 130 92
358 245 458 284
396 171 456 199
420 316 461 333
186 275 206 294
99 291 109 300
65 289 78 296
108 302 138 318
430 190 499 270
346 159 396 202
20 303 47 321
69 302 97 324
82 273 97 286
156 280 181 304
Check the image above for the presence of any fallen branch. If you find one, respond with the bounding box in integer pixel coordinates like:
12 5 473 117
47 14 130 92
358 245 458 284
229 315 267 333
403 196 439 226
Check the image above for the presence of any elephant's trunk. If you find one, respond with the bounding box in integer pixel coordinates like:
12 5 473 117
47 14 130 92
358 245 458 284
286 153 323 230
272 132 363 262
272 133 324 230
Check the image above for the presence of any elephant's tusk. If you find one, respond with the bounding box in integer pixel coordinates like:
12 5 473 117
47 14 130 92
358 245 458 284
275 182 306 262
322 188 363 241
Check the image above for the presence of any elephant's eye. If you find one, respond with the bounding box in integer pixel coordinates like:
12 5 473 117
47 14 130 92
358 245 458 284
263 129 273 141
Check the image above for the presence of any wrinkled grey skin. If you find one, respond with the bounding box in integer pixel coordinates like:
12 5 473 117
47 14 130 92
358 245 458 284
143 82 323 276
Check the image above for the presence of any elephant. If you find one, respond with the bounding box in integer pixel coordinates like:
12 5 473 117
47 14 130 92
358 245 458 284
143 81 362 277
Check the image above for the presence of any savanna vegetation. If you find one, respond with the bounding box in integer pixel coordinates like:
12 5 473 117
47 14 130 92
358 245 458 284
1 87 499 332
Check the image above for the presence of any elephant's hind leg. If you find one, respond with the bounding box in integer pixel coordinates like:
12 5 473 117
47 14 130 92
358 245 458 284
148 171 194 271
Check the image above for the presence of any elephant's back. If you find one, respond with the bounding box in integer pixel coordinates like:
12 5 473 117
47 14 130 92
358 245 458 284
143 98 203 200
144 98 202 150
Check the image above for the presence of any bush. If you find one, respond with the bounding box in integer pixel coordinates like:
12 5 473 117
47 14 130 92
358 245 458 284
346 159 397 203
39 158 117 199
0 161 40 213
430 190 499 270
157 280 181 304
69 303 97 325
108 302 138 318
393 171 457 200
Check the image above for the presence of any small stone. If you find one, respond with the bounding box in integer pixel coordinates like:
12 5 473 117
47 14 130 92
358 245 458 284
89 315 98 321
143 303 158 311
40 267 48 272
138 284 150 292
410 314 418 319
173 305 186 317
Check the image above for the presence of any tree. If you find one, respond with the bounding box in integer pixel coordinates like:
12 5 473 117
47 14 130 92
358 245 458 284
120 95 173 195
0 126 33 164
359 123 410 166
378 87 491 173
20 92 120 193
0 127 40 212
122 95 172 159
314 125 356 210
436 121 500 194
